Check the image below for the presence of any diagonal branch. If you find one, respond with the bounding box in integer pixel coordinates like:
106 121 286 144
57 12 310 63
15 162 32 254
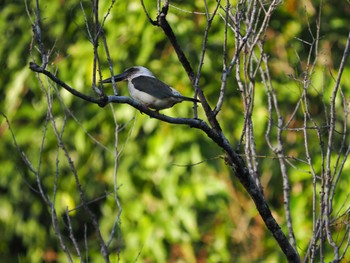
153 3 223 134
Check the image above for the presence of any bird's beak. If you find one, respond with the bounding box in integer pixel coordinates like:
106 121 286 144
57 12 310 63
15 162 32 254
101 71 129 83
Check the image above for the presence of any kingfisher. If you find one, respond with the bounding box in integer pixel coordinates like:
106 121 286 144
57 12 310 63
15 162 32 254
101 66 200 110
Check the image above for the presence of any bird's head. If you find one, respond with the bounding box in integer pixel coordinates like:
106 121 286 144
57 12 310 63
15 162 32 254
127 66 154 79
102 66 154 84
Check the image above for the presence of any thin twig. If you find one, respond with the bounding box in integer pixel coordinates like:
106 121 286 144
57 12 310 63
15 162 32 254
66 208 83 260
194 0 221 118
324 31 350 261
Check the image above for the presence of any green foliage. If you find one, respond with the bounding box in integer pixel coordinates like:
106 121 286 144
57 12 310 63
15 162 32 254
1 0 349 262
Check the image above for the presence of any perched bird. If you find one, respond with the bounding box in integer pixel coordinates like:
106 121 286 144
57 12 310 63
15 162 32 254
101 66 200 110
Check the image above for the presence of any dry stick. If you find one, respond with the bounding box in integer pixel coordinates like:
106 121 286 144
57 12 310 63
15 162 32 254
52 80 64 204
329 90 350 206
260 52 299 254
106 107 123 248
242 0 263 191
84 224 89 262
302 86 322 262
301 65 324 261
303 217 323 263
246 59 263 191
235 9 246 150
303 45 323 263
54 117 73 260
324 31 350 261
193 0 221 119
230 1 256 151
214 0 229 116
91 0 105 95
328 72 350 215
51 205 74 263
66 208 83 261
80 0 100 95
33 0 47 68
100 0 118 94
339 209 350 260
292 8 324 259
301 4 325 260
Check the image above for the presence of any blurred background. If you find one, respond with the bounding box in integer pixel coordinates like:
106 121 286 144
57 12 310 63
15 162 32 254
0 0 349 262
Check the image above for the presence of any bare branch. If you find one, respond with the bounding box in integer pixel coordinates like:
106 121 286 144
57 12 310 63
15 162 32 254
66 208 83 261
194 0 221 118
324 31 350 261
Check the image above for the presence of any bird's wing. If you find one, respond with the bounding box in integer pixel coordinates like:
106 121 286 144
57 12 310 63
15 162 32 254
131 76 178 99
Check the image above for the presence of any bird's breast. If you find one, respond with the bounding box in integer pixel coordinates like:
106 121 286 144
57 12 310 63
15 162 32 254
128 82 179 110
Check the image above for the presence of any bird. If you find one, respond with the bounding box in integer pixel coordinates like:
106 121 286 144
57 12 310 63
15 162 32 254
101 66 200 110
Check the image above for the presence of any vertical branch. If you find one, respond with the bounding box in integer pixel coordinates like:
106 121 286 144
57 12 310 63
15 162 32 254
33 0 48 68
214 0 229 115
91 0 105 95
51 109 74 263
324 31 350 260
66 208 83 261
92 0 99 86
251 0 299 251
261 53 297 251
106 107 123 248
299 5 325 260
51 205 74 263
214 1 252 117
84 224 89 261
235 3 247 149
329 88 350 203
242 0 263 190
193 0 221 118
100 0 118 94
235 0 282 195
96 1 123 248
